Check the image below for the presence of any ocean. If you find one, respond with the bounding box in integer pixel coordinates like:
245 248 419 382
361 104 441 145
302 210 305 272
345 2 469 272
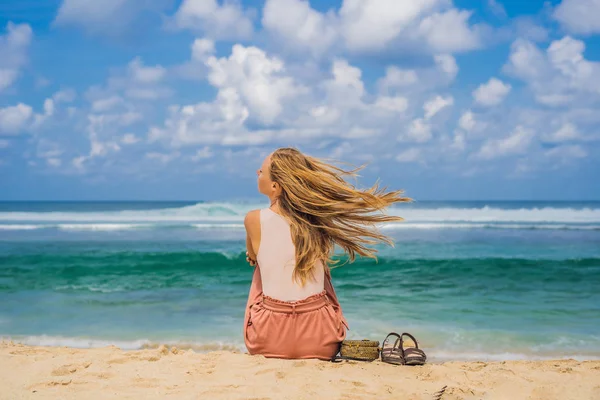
1 200 599 362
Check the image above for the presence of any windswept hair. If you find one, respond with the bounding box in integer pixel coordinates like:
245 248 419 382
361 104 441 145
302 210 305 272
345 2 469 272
269 147 412 286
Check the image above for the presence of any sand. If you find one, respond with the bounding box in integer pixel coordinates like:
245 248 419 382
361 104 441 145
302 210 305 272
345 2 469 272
1 341 599 400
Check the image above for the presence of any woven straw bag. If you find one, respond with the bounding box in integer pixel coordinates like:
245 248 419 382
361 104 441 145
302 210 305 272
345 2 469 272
339 339 380 361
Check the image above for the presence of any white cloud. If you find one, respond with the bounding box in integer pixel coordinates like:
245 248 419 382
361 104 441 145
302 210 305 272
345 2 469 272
69 101 144 170
174 38 217 81
434 54 458 80
418 9 481 53
327 59 365 104
0 103 33 134
546 37 595 85
452 110 487 150
86 112 142 128
34 139 64 168
92 96 124 112
0 22 32 55
536 94 574 107
396 147 421 163
192 38 215 61
118 112 143 126
260 0 484 57
30 89 78 129
504 37 600 107
0 22 33 92
72 156 86 170
488 0 507 18
206 45 304 125
91 56 171 101
32 99 54 128
191 146 213 161
554 0 600 35
125 87 170 100
43 99 55 117
451 131 466 151
542 123 582 143
173 0 253 40
340 0 443 51
545 144 587 160
47 158 62 167
151 49 422 148
378 56 457 101
328 142 353 159
476 126 534 159
309 106 340 124
128 57 166 84
121 133 140 145
403 118 432 143
374 96 409 113
473 77 511 106
504 39 547 81
55 0 127 26
145 151 180 164
88 128 121 158
72 131 121 170
148 94 253 147
54 0 169 36
513 17 549 42
0 70 18 92
423 95 453 119
263 0 338 56
458 110 475 131
377 67 419 91
53 89 77 103
35 139 64 166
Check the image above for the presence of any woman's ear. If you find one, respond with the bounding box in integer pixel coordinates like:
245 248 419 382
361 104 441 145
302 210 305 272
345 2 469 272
271 182 280 194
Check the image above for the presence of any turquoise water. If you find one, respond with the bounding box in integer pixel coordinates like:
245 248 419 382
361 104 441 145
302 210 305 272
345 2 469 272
1 201 599 361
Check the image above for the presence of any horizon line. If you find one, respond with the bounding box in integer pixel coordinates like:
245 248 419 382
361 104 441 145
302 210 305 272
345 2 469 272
1 199 600 203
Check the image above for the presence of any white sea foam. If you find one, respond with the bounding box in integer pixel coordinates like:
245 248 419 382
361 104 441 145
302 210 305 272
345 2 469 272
0 335 245 352
54 284 127 293
192 224 245 229
2 335 599 361
1 203 599 226
380 223 600 230
0 335 153 350
57 224 147 231
1 222 597 231
0 202 248 223
0 224 41 230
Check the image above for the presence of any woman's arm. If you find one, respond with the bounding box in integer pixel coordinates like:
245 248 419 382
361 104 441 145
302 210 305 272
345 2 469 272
244 210 260 265
246 233 257 266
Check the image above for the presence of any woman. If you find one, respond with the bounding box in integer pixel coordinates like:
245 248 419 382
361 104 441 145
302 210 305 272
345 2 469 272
243 147 411 360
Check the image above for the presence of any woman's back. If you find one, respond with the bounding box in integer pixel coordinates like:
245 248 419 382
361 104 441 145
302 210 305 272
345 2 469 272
245 147 410 360
257 208 324 301
244 209 347 360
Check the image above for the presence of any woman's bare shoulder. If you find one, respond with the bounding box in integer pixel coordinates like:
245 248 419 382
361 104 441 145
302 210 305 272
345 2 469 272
244 209 261 232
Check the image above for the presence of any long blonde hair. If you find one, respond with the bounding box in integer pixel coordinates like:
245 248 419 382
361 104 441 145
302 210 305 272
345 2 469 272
269 147 412 285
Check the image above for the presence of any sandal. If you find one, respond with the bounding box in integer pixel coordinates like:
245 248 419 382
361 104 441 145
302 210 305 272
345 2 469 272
381 332 427 366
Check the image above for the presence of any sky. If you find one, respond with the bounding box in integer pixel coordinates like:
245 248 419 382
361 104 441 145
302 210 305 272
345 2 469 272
1 0 599 201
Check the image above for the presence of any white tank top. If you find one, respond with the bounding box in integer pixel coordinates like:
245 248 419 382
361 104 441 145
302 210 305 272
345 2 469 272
257 208 325 301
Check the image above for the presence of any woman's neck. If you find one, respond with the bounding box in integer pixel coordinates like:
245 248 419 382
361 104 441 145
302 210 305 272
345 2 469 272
268 198 287 221
269 198 279 211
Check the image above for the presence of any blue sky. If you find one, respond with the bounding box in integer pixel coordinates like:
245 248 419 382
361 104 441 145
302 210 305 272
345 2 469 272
1 0 599 201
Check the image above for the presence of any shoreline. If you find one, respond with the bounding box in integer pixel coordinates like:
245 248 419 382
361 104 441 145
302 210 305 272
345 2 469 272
1 342 599 400
3 336 599 363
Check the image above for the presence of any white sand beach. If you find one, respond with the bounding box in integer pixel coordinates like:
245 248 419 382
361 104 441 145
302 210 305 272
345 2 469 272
1 341 599 400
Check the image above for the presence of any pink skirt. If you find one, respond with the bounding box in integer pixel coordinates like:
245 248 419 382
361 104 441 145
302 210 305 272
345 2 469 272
244 266 349 360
